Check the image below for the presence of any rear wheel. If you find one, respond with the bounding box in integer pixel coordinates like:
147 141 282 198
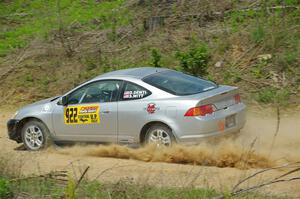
145 124 175 147
21 120 51 151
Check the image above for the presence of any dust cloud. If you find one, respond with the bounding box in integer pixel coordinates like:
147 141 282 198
54 140 273 169
52 108 300 170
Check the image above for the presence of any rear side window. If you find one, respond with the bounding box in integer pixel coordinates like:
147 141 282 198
143 70 217 96
122 82 151 100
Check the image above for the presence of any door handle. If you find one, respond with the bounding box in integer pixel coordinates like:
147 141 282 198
101 110 110 114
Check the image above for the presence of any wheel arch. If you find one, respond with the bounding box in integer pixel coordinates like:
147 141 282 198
139 121 177 144
16 117 49 142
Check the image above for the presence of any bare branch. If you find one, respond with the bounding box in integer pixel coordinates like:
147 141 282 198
231 162 300 192
74 166 90 190
214 162 300 199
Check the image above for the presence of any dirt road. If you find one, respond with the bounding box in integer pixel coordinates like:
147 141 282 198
1 107 299 197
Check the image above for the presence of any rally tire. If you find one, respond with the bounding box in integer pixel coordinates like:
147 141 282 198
21 120 51 151
145 124 175 147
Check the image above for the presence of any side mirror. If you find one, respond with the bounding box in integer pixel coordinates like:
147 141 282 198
58 96 68 106
62 96 68 106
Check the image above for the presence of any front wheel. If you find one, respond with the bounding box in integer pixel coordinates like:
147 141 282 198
145 124 175 147
21 120 51 151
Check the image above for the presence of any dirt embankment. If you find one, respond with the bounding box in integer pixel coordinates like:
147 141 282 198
0 106 300 196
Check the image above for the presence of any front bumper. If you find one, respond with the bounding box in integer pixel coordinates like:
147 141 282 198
7 119 21 143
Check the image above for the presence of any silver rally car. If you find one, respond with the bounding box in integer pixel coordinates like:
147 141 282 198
7 67 246 150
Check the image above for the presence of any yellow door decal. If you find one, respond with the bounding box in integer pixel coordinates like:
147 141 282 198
64 105 100 125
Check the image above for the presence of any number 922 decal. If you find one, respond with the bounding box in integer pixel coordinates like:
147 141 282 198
64 105 100 125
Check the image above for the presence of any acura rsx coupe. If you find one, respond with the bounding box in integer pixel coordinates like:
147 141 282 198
7 67 246 150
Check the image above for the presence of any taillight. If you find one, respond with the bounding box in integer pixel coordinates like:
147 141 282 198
184 104 215 117
234 94 241 104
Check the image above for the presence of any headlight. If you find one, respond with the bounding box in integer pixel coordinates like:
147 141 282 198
12 111 19 118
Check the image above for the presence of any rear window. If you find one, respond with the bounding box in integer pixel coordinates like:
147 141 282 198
143 70 217 96
122 82 151 100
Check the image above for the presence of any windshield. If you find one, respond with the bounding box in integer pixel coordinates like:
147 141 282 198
143 70 217 96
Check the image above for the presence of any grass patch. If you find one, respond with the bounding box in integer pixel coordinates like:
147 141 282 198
0 178 12 199
0 177 290 199
0 153 291 199
0 0 130 56
256 87 290 105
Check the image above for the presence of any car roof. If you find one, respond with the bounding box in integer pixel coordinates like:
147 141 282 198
93 67 170 80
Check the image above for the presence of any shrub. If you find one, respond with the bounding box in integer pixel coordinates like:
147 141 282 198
0 178 12 199
256 88 277 103
176 44 210 76
256 88 290 105
150 48 162 68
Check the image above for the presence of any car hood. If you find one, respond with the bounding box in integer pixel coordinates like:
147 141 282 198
14 96 61 120
19 96 60 111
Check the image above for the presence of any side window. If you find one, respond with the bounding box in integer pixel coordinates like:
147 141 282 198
122 82 151 100
67 80 122 104
67 88 85 105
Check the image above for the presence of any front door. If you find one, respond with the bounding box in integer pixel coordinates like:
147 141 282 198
52 80 122 143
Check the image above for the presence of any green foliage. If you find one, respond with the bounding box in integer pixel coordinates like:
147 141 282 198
0 0 129 56
150 48 162 67
176 44 210 76
107 17 118 42
0 178 12 199
293 68 300 83
25 73 34 82
81 181 103 198
102 65 114 73
256 88 277 103
252 25 265 43
65 176 76 199
280 0 298 6
0 0 299 106
80 181 218 199
214 38 230 54
84 56 98 71
3 177 289 199
251 59 269 79
15 178 64 198
228 11 247 32
275 51 299 71
283 52 297 66
223 69 242 84
256 88 290 105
